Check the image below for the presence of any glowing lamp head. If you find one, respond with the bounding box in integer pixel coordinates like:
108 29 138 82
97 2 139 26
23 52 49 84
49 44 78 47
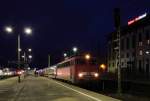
28 48 32 52
78 73 83 78
100 64 106 70
85 54 90 60
5 26 13 33
94 73 99 77
64 53 67 57
73 47 78 52
24 27 32 35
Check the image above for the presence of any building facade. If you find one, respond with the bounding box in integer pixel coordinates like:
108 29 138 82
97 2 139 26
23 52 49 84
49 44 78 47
107 14 150 79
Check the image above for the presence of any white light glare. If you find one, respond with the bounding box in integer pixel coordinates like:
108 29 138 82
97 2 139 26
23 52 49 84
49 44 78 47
24 27 32 35
73 47 78 52
28 48 32 52
64 53 67 57
28 55 32 59
5 26 13 33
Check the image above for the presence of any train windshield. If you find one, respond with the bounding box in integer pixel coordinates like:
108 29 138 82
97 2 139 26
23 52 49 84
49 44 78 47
75 58 98 65
89 59 98 65
75 59 86 65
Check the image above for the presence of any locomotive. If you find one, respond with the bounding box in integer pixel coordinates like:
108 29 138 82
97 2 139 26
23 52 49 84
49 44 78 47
44 55 102 84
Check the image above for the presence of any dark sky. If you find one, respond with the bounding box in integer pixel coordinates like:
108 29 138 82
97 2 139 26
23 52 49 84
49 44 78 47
0 0 149 68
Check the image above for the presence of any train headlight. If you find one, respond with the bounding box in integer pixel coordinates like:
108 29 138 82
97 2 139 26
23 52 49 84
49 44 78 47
94 73 99 77
78 73 83 78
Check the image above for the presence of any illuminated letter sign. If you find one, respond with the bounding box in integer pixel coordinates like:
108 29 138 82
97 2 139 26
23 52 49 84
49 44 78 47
128 13 147 25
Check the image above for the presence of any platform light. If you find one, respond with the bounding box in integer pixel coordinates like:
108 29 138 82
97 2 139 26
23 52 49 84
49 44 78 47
5 26 13 33
24 27 32 35
100 64 106 70
64 53 67 57
85 54 90 60
73 47 78 53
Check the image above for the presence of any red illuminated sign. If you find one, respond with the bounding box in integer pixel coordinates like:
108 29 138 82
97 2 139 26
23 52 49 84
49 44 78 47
128 13 147 25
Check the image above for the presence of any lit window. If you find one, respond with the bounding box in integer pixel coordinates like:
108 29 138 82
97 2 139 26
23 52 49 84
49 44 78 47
139 42 143 46
126 53 129 58
148 40 150 45
139 50 143 55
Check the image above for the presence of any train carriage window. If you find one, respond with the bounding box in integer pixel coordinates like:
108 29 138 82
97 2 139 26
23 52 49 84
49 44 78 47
70 60 75 65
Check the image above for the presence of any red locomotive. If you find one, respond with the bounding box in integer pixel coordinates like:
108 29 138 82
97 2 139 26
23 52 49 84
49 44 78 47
55 54 100 84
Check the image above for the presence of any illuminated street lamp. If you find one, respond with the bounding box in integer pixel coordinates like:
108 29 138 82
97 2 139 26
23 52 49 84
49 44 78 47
64 53 67 57
85 54 90 60
100 64 106 70
73 47 78 53
4 26 33 83
24 27 32 35
5 26 13 33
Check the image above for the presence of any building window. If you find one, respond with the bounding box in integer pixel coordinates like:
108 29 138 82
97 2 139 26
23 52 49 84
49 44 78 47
121 54 124 58
132 35 136 48
148 40 150 45
126 37 129 49
109 63 111 67
126 53 129 58
139 50 143 55
146 59 149 74
146 30 149 40
113 62 114 67
138 33 142 42
121 39 124 50
132 52 135 57
121 62 124 66
139 42 143 46
139 60 142 72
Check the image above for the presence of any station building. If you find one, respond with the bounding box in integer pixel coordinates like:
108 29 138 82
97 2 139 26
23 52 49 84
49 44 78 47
107 13 150 78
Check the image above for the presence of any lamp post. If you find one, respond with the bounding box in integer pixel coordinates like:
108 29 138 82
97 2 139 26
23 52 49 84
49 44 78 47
5 26 32 83
72 47 78 56
21 48 32 65
63 53 67 57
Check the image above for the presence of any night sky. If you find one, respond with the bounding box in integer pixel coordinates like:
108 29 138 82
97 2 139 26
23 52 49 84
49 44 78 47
0 0 149 68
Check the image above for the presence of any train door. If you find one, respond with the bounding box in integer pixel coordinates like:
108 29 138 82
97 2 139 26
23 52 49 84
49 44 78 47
70 59 76 83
